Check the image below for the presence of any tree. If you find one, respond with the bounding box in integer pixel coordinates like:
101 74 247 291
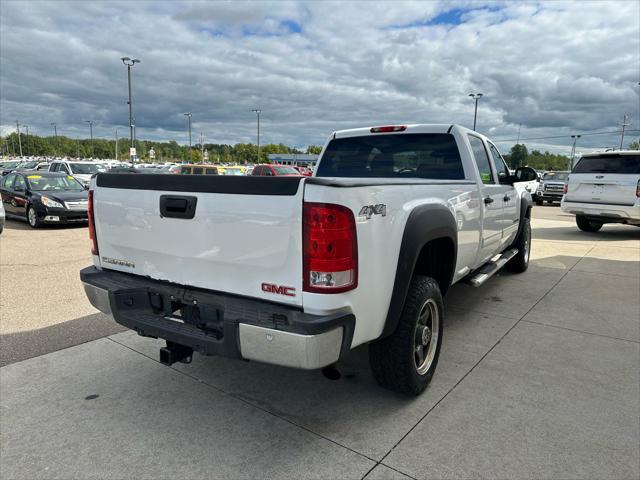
306 145 322 154
628 140 640 150
509 144 528 169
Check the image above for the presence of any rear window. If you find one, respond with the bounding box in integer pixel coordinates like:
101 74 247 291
315 133 464 179
272 166 300 175
543 172 569 181
573 154 640 174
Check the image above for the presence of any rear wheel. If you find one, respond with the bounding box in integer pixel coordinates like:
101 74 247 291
506 218 531 273
369 276 443 395
27 206 41 229
576 215 602 232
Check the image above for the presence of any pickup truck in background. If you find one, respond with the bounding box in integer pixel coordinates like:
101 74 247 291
562 151 640 231
535 171 570 205
81 124 535 395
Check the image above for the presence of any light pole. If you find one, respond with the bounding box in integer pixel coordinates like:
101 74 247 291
183 112 192 162
50 123 57 156
24 125 29 156
85 120 94 157
618 113 630 150
468 93 483 131
115 129 118 160
16 120 23 157
570 134 581 170
121 57 140 162
251 108 261 163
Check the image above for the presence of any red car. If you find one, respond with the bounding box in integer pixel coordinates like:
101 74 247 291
294 166 313 176
251 164 302 177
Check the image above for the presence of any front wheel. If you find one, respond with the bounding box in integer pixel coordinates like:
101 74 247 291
535 198 543 206
576 215 602 232
27 206 42 229
369 276 443 395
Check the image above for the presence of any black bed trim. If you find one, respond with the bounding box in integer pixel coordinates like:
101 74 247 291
95 173 303 196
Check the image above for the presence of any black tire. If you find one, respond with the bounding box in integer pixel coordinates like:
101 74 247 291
369 276 443 396
27 206 41 229
506 217 531 273
576 215 602 232
535 199 543 206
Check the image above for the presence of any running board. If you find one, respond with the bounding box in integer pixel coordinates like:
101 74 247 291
466 249 518 287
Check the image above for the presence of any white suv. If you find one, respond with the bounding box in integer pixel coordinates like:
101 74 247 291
49 161 106 188
561 151 640 231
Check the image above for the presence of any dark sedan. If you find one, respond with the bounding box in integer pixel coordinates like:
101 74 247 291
0 172 88 228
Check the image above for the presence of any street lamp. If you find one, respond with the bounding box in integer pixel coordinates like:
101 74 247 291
50 123 57 156
468 93 483 131
23 125 29 156
251 108 261 163
16 120 23 157
85 120 94 157
183 112 192 162
570 134 581 170
121 57 140 162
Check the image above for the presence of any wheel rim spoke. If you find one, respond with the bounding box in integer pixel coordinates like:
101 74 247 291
414 298 439 375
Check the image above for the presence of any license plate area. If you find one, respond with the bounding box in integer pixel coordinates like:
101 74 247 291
148 291 224 339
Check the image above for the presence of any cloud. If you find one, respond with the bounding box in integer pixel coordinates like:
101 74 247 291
1 0 638 153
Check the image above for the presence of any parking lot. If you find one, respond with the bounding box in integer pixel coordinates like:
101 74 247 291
1 206 638 479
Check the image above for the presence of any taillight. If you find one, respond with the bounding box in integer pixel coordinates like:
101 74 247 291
303 202 357 293
370 125 407 133
88 190 98 255
636 180 640 198
563 183 568 195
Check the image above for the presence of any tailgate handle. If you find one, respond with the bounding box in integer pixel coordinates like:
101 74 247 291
160 195 197 219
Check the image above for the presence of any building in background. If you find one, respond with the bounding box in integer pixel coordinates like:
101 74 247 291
267 153 318 167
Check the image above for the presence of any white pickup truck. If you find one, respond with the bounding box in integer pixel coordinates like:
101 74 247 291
81 124 535 395
561 151 640 231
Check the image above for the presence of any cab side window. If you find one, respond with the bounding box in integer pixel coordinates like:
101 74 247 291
59 163 70 174
3 173 16 188
50 163 59 172
468 135 494 185
13 175 26 191
488 144 511 183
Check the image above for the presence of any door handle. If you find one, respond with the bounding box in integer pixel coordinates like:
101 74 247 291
503 195 511 202
159 195 197 219
484 197 494 205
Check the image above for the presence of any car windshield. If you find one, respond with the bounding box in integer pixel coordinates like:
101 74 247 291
1 161 21 168
18 161 39 168
223 169 245 175
272 166 301 175
26 175 84 191
543 172 569 181
70 163 106 174
573 154 640 174
315 133 465 179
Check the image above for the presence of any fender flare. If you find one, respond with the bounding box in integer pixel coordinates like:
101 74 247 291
381 203 458 338
515 192 533 240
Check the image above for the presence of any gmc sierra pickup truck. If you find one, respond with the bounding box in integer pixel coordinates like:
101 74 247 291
81 124 535 395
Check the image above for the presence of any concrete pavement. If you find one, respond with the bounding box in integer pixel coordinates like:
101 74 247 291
1 207 638 479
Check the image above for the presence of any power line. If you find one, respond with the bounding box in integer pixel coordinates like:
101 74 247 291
494 129 639 143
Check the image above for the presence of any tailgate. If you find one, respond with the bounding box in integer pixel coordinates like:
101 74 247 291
92 174 305 307
567 153 640 205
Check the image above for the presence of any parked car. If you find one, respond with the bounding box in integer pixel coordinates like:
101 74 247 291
81 123 535 396
219 166 247 176
561 151 640 231
48 160 106 188
0 172 88 228
179 164 220 175
0 161 23 176
251 164 302 176
15 161 50 172
0 198 4 234
294 166 313 176
535 171 570 205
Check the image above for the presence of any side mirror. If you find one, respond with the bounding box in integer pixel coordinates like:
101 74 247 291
514 167 538 182
84 184 90 190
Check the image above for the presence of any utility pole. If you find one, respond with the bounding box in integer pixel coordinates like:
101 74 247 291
183 113 192 162
570 134 581 170
251 108 261 162
50 123 57 156
200 132 205 162
121 57 140 162
76 137 80 158
115 129 119 160
24 125 29 156
618 113 630 150
468 93 483 131
516 124 521 144
16 120 23 157
85 120 94 157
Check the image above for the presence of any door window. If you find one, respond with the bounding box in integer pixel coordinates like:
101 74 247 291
488 144 511 183
13 175 26 191
468 135 494 184
50 163 59 172
3 173 17 188
192 167 203 175
59 163 70 174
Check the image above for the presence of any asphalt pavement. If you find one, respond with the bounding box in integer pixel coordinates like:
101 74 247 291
0 206 638 479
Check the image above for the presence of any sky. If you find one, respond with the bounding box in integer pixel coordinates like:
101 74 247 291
1 0 639 155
